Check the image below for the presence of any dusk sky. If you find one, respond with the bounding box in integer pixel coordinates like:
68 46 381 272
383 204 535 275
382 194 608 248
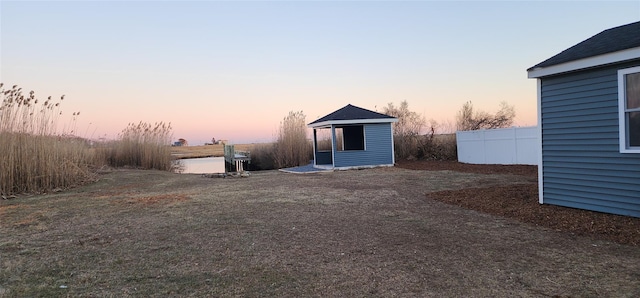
2 1 639 144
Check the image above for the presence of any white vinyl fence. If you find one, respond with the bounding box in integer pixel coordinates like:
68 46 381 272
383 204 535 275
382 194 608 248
456 126 538 165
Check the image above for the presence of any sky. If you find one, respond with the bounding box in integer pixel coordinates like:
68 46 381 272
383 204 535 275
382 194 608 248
1 1 639 145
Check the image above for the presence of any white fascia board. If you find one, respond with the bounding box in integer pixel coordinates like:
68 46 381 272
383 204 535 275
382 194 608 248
527 46 640 78
308 118 398 128
310 124 332 129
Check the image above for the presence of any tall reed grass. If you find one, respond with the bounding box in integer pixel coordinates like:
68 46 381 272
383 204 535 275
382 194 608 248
273 111 312 168
0 84 95 195
98 121 174 171
245 111 312 171
1 83 179 196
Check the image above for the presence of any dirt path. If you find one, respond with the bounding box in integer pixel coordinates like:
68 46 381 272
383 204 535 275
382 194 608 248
1 167 639 297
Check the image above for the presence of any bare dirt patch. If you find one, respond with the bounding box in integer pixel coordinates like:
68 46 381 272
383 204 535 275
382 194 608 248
396 159 538 176
429 184 640 247
1 166 639 297
119 193 191 206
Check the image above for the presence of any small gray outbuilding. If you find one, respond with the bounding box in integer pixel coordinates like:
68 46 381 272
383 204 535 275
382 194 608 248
308 104 398 170
527 21 640 217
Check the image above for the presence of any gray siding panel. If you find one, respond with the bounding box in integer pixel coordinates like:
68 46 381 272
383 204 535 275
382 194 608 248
545 172 640 186
543 132 616 140
541 60 640 217
545 179 639 194
542 95 617 109
545 195 640 217
543 88 617 102
543 138 618 146
542 80 617 96
544 113 615 123
544 106 618 118
545 156 640 165
543 100 613 113
334 123 393 167
544 126 618 135
545 193 640 212
315 151 332 165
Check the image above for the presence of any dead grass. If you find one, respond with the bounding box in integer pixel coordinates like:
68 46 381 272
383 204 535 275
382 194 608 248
1 166 639 296
121 193 191 206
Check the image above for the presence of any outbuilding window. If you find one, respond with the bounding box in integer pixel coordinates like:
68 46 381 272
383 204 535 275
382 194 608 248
619 66 640 153
315 128 332 152
336 125 365 151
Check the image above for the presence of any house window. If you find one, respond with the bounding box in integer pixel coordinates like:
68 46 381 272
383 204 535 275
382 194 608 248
619 66 640 153
336 125 365 151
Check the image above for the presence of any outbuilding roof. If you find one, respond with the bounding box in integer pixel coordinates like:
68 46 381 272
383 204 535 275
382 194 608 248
528 21 640 78
308 104 397 128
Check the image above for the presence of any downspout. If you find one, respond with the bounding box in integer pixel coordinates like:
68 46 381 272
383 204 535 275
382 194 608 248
390 124 396 165
537 78 544 204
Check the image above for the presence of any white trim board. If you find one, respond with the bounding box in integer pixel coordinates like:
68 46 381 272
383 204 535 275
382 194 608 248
618 66 640 153
308 118 397 128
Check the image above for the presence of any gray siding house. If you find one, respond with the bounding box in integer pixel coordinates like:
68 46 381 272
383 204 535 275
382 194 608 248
528 21 640 217
308 104 398 170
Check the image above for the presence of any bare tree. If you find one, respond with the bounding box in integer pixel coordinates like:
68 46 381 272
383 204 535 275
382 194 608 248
456 101 515 131
382 101 426 159
382 101 426 137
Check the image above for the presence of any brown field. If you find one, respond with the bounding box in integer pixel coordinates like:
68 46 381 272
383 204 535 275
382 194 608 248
1 162 639 296
170 143 257 159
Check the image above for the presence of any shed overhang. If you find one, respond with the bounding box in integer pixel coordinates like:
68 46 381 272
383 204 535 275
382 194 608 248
528 46 640 79
308 118 398 129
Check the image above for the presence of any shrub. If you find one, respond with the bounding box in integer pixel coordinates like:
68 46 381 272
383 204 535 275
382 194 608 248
417 133 458 161
246 143 277 171
381 101 459 161
0 84 95 195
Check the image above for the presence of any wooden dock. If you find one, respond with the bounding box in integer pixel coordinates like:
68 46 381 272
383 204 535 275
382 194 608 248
223 145 251 173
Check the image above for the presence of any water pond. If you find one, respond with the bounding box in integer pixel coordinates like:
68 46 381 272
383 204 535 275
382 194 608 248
176 157 225 174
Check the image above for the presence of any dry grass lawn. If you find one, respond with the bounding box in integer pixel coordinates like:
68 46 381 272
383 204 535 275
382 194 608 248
1 164 639 297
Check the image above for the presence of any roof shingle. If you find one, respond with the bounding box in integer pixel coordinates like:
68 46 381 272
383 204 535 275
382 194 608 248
528 21 640 70
308 104 395 125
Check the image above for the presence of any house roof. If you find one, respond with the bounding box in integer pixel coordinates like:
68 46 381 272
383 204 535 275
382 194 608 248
308 104 397 128
528 21 640 78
